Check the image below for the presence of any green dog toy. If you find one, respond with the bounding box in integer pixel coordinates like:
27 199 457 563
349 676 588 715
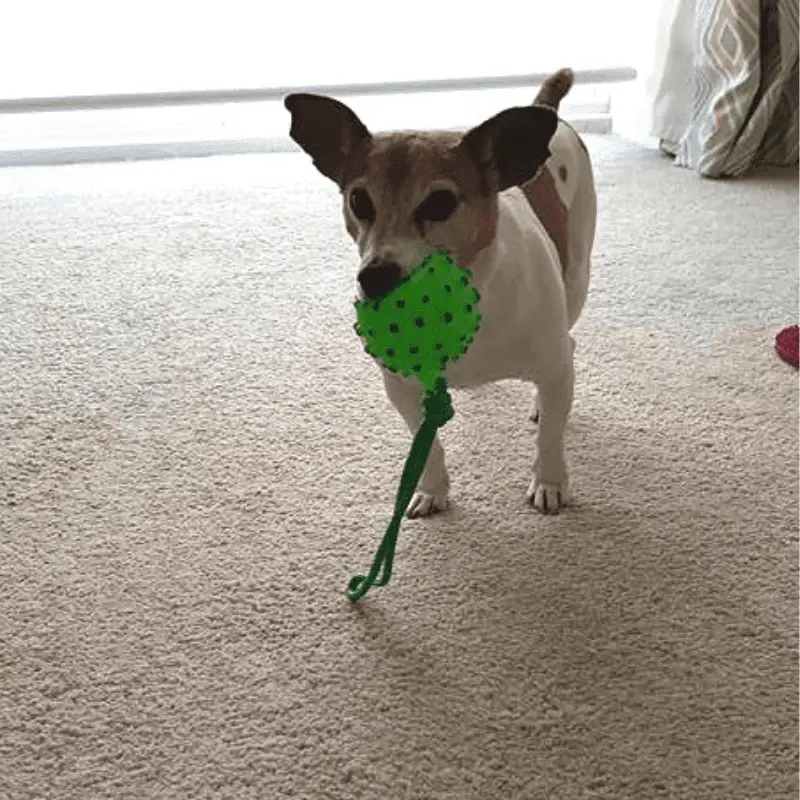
347 251 482 602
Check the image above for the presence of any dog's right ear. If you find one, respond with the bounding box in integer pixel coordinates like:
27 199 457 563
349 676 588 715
284 94 372 187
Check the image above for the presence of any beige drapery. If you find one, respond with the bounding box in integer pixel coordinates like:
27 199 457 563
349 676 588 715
649 0 799 178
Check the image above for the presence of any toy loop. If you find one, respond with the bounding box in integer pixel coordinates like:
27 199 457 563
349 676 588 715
346 380 454 603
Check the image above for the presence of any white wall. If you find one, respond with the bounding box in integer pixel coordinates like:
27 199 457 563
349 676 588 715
2 0 645 98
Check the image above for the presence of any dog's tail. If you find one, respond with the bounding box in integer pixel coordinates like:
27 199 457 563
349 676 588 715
533 68 574 111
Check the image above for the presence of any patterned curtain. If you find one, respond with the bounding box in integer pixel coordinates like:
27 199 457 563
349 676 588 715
652 0 799 178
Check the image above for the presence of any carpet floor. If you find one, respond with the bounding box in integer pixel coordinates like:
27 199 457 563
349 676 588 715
1 137 798 800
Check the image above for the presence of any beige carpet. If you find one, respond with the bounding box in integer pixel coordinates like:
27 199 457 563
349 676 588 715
1 137 798 800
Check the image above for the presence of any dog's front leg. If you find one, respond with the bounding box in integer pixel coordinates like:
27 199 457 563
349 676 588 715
526 356 574 514
381 370 450 518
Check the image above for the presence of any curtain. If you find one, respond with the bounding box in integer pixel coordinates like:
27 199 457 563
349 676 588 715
649 0 799 178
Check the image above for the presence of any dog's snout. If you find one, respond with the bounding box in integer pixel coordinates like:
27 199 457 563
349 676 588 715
357 258 402 300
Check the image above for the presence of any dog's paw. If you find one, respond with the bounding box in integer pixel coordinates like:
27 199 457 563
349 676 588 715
406 490 449 519
526 479 571 514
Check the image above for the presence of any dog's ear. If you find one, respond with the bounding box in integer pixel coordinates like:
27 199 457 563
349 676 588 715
458 105 558 192
284 93 372 187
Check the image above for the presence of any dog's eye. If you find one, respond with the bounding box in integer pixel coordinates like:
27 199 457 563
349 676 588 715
349 188 375 222
415 189 459 225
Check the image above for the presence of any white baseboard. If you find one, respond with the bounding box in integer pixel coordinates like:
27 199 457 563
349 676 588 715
1 114 611 168
1 68 633 168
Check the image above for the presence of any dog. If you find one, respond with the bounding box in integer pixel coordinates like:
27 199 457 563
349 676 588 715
284 68 596 517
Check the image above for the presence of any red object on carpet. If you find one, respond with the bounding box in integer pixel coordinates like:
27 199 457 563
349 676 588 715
775 325 799 368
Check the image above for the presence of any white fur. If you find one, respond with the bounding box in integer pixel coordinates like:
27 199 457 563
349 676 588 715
382 120 597 517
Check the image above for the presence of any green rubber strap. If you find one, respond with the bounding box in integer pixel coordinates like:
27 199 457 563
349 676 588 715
347 377 454 602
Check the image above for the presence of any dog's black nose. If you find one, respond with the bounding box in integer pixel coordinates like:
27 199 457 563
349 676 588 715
357 258 402 300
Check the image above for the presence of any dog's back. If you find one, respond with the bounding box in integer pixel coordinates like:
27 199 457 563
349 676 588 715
517 68 597 329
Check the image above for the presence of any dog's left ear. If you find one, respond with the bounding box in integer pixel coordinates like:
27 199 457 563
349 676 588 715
458 105 559 192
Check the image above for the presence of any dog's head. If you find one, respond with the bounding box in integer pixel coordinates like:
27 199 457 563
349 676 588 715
284 93 558 299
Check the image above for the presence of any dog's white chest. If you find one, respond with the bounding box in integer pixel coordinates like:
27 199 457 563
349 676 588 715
444 189 570 389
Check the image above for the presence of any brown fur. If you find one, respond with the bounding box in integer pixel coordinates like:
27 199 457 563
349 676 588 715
343 131 498 269
512 67 574 273
520 168 568 274
285 69 571 281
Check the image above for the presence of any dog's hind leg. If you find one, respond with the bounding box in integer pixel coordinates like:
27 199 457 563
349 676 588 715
526 354 574 514
530 335 575 424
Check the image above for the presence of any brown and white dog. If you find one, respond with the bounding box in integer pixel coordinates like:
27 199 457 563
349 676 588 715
285 68 596 517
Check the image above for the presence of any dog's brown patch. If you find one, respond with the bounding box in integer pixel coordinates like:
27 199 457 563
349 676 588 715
369 132 465 190
284 93 372 187
350 131 498 268
558 165 568 182
520 169 568 275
